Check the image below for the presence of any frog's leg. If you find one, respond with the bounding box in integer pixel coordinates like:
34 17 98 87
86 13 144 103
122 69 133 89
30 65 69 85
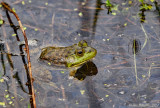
69 70 76 76
69 67 78 76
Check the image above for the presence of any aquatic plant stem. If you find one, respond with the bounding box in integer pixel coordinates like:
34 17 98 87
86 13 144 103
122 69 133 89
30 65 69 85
133 40 138 85
141 24 148 50
1 2 36 108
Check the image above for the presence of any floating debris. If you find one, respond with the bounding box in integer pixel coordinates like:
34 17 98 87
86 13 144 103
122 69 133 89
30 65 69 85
18 39 38 46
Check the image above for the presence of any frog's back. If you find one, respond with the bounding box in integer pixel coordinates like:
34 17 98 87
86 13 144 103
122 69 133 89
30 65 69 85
39 46 72 66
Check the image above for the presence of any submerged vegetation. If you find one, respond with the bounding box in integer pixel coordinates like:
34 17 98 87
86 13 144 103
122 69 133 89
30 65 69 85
105 0 113 14
139 0 153 22
105 0 159 22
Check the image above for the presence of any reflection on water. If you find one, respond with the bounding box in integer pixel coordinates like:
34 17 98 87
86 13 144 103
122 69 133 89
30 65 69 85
154 1 160 16
73 61 98 80
13 72 28 93
0 43 6 76
128 39 141 55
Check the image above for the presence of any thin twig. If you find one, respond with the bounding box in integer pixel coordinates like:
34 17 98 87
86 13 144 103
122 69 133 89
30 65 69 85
1 2 36 108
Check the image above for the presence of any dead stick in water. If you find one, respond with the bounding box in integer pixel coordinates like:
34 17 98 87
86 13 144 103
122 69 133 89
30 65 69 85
1 2 36 108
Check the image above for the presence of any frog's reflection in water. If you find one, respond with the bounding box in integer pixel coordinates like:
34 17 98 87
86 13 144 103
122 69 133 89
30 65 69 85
70 61 98 80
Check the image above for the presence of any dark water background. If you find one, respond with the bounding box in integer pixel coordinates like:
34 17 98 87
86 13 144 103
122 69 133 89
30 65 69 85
0 0 160 108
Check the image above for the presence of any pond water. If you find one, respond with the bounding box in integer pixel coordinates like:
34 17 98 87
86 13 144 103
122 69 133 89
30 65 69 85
0 0 160 108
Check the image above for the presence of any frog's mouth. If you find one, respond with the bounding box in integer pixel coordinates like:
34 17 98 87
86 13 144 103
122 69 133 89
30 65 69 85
66 48 97 67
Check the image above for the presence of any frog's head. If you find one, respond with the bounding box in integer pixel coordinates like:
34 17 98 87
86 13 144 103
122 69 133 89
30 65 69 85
66 40 97 67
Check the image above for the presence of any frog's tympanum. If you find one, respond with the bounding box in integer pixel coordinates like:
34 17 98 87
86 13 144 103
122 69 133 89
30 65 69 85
39 40 97 67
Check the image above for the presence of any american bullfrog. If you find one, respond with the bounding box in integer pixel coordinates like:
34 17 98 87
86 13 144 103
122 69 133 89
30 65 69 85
39 40 97 67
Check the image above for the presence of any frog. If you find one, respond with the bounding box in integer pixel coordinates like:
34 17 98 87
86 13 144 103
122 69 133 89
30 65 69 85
39 40 97 68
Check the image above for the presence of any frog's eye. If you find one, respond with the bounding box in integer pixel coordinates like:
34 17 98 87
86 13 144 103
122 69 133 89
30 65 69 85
76 49 85 57
77 50 83 56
